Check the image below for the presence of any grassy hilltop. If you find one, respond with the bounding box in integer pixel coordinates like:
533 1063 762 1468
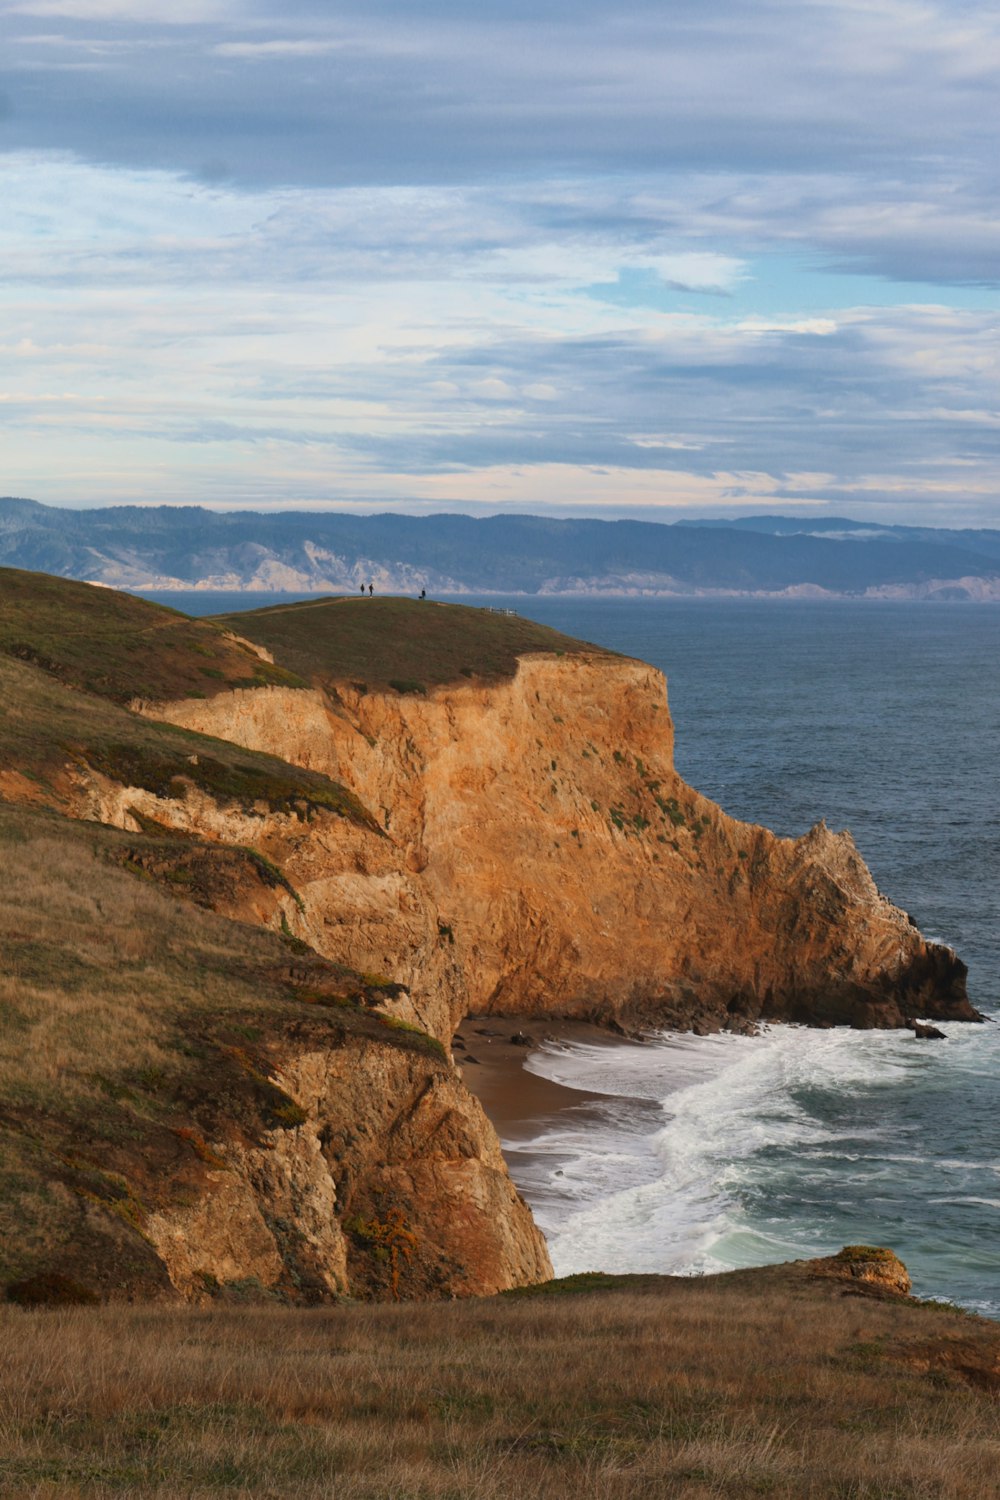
0 566 304 704
212 592 613 691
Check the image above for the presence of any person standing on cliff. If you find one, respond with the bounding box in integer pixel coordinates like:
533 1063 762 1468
368 582 374 596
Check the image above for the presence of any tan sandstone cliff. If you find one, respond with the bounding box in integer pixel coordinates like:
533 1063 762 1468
141 1020 551 1303
135 648 975 1045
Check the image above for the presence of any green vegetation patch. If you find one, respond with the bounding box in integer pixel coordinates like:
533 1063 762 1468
504 1270 664 1298
0 651 374 832
0 565 304 704
375 1013 446 1061
78 739 370 825
213 595 620 691
656 794 687 826
833 1245 900 1265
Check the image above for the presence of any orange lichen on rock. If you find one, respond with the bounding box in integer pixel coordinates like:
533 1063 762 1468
813 1245 913 1297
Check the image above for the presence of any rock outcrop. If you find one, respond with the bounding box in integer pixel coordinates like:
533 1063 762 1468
0 801 552 1306
139 650 977 1043
142 1022 550 1303
810 1245 913 1297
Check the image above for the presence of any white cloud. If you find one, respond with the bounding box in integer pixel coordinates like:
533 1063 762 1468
213 39 341 59
3 0 231 18
735 317 838 336
646 253 747 294
471 378 515 399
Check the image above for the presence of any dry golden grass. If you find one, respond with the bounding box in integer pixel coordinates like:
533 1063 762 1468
0 804 443 1297
0 808 283 1104
1 1281 998 1498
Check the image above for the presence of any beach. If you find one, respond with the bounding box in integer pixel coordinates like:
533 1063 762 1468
456 1014 623 1146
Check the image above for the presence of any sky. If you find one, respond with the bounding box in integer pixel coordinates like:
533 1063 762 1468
0 0 998 526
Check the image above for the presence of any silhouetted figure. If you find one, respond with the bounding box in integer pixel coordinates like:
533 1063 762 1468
368 582 374 597
359 585 365 595
419 589 426 600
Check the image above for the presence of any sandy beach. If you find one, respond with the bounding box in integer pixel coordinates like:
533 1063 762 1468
455 1014 627 1150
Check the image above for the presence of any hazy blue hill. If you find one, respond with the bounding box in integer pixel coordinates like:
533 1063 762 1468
679 513 1000 561
1 497 999 597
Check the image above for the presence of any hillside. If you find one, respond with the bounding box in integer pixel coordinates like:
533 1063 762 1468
0 565 305 703
213 593 613 689
3 497 1000 598
0 567 982 1307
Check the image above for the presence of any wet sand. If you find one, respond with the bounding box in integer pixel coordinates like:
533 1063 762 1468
455 1014 626 1150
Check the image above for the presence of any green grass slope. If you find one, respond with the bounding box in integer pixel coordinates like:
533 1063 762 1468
0 653 374 829
213 594 617 691
0 566 376 828
0 565 304 703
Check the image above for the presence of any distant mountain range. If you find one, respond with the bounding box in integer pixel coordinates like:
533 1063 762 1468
2 497 1000 600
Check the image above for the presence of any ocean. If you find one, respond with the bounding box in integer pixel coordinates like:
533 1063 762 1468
142 592 1000 1315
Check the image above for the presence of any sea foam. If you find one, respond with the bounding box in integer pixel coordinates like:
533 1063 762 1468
503 1019 1000 1313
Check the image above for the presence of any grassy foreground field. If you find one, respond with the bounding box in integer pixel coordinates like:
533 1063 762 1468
2 1272 999 1499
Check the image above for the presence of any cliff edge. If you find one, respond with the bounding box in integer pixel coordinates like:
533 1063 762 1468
0 579 979 1308
141 597 976 1042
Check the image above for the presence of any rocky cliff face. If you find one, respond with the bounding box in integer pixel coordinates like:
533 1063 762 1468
139 651 976 1043
142 1023 550 1304
0 794 551 1306
2 582 977 1309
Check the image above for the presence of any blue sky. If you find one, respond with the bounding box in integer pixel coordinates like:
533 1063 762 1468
0 0 998 524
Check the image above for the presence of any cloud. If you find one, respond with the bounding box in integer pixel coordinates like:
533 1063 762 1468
0 1 995 212
735 318 838 336
3 0 229 18
0 2 998 522
470 378 516 400
213 39 341 58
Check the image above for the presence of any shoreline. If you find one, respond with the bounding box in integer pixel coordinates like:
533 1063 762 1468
455 1014 626 1143
458 1015 1000 1322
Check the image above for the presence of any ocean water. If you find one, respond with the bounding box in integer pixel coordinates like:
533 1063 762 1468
148 591 1000 1313
476 599 1000 1315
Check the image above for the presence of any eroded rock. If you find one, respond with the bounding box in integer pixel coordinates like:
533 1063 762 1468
812 1245 913 1297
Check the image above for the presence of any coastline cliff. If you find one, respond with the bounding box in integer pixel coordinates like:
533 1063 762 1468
0 577 980 1307
141 607 976 1042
